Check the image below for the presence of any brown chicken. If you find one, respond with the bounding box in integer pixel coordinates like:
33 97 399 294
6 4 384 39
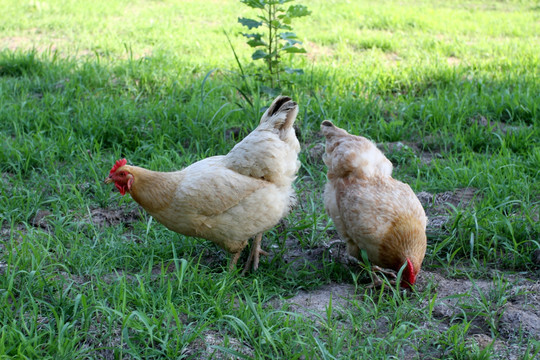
321 120 427 288
105 96 300 272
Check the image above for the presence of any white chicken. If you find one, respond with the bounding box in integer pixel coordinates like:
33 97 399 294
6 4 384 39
105 96 300 272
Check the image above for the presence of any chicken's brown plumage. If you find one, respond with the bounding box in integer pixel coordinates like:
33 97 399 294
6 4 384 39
105 96 300 272
321 120 427 288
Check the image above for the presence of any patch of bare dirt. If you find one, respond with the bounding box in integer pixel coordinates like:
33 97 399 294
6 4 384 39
30 209 52 230
0 222 26 250
307 142 325 163
0 221 26 275
264 267 537 359
225 126 246 141
273 282 355 321
86 207 142 227
447 56 461 66
380 141 420 153
416 187 482 232
279 236 327 271
100 270 138 284
532 249 540 266
418 271 540 341
1 172 15 190
182 330 254 360
1 32 64 53
385 52 403 63
467 333 524 360
305 41 334 62
469 114 526 135
275 216 353 274
57 271 87 284
79 314 126 360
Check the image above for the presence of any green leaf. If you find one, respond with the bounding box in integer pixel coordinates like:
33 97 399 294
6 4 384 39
242 32 263 39
247 39 267 47
284 67 304 74
251 49 269 60
282 46 306 54
241 33 266 47
238 17 262 29
240 0 265 9
279 15 292 25
283 39 302 47
287 4 311 18
280 32 299 40
277 23 293 31
270 19 281 28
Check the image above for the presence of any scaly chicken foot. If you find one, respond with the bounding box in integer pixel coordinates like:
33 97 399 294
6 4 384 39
229 252 243 271
343 256 397 288
367 266 398 289
325 239 344 249
241 233 269 275
372 265 398 280
345 254 361 266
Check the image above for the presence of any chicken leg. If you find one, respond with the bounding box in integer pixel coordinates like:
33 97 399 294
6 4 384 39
241 233 269 275
229 251 242 271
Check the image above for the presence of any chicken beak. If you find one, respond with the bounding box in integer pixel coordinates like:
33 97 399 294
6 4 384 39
104 176 113 184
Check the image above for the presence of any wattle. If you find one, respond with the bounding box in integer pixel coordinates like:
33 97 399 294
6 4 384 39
115 182 128 195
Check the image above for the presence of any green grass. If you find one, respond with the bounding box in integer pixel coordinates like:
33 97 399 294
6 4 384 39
1 0 539 358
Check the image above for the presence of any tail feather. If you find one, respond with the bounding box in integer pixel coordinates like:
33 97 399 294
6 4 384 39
224 95 300 186
260 96 298 132
269 96 292 117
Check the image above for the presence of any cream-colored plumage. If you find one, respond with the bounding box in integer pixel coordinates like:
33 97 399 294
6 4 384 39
106 96 300 271
321 121 427 287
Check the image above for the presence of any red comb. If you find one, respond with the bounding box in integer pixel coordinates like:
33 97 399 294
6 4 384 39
110 158 127 175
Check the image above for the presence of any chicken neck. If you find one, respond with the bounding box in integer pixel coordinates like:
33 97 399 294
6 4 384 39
125 165 182 214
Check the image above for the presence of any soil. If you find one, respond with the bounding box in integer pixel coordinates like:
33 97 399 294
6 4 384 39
85 207 142 227
183 330 255 360
268 271 539 359
30 209 52 230
272 282 355 321
417 187 482 233
469 114 528 135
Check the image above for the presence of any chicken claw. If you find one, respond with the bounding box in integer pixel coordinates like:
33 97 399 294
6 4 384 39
345 254 361 266
372 265 398 280
324 239 344 249
343 257 398 288
241 233 269 275
367 266 398 288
